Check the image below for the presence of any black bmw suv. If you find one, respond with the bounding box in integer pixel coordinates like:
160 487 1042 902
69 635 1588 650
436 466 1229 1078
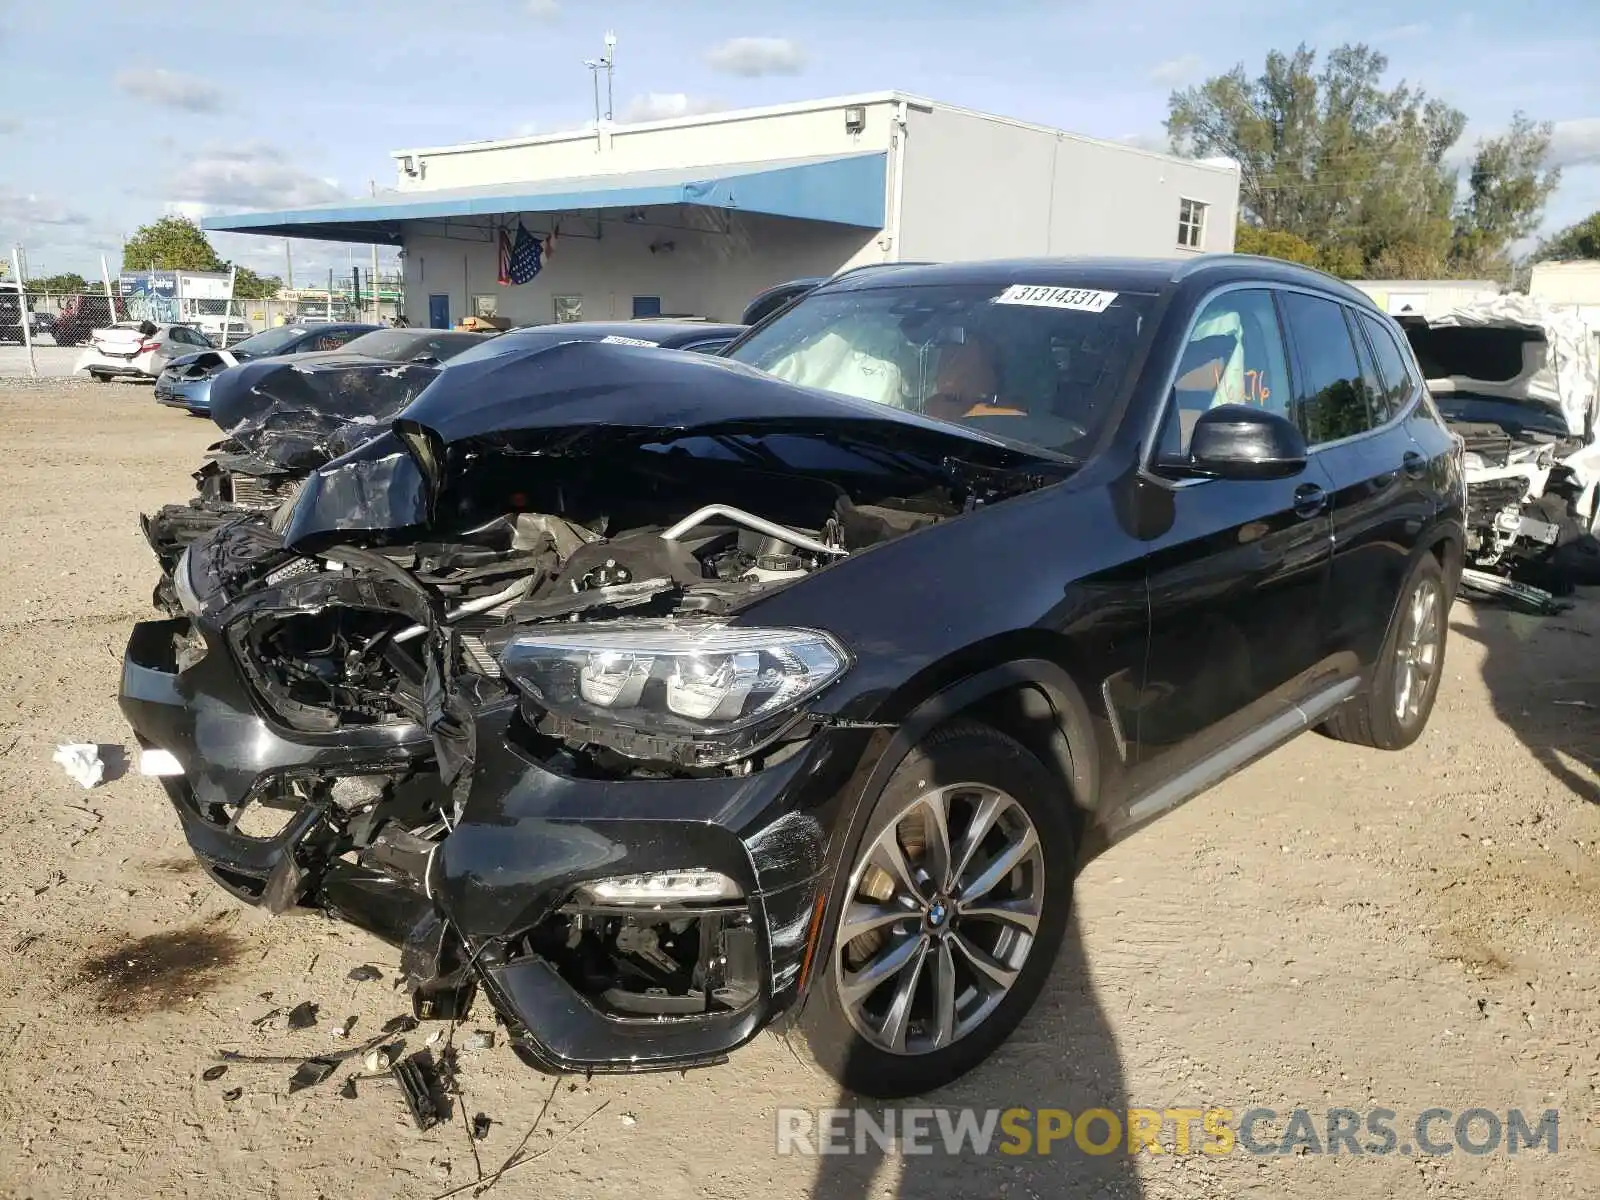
120 255 1463 1098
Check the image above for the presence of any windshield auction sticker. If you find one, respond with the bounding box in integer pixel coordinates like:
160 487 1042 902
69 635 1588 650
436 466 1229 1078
994 285 1119 313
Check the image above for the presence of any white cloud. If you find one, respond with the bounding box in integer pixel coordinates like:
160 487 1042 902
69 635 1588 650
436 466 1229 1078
167 145 347 212
1147 55 1203 87
705 36 805 78
1117 132 1173 154
114 68 225 114
1548 118 1600 169
618 93 725 123
525 0 559 17
1376 22 1430 39
0 188 91 229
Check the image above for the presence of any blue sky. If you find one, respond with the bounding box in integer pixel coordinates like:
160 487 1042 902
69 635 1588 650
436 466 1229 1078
2 0 1596 281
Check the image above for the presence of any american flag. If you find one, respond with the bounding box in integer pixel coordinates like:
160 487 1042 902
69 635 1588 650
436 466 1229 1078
497 222 544 286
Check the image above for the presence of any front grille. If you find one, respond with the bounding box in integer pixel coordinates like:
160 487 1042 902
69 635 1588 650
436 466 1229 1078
229 475 292 510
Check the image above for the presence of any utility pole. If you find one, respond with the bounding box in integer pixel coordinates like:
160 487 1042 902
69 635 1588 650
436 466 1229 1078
285 240 294 291
584 32 616 126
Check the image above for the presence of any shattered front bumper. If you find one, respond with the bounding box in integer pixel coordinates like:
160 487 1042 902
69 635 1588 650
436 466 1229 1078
155 371 214 412
118 617 877 1075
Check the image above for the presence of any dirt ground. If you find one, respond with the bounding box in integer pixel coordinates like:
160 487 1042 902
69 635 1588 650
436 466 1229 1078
0 378 1596 1200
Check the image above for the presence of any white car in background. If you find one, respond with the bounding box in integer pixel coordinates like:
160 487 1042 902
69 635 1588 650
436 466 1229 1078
193 315 254 346
74 322 215 381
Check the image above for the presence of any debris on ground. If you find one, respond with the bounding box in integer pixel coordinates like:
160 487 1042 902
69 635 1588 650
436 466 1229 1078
52 743 104 789
221 1087 242 1103
288 1056 339 1094
250 1007 283 1029
471 1113 492 1141
286 1001 318 1030
1459 568 1573 614
465 1030 495 1051
362 1047 393 1074
382 1015 419 1035
340 1076 359 1100
425 1028 444 1048
201 1065 228 1082
393 1051 443 1132
333 1016 356 1037
346 965 383 983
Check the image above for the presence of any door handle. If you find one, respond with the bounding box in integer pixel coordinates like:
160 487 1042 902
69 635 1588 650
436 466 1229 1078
1293 483 1327 518
1402 450 1427 478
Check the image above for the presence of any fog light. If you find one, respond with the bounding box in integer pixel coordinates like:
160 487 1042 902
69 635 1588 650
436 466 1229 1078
575 870 743 905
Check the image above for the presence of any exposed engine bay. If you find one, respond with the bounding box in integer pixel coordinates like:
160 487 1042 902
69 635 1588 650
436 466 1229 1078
1400 299 1600 592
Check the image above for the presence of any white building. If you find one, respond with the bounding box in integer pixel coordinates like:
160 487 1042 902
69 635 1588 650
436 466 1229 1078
1348 279 1505 319
206 92 1241 328
1530 260 1600 330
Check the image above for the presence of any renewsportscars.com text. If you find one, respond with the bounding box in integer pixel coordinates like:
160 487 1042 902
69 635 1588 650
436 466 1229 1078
775 1106 1559 1158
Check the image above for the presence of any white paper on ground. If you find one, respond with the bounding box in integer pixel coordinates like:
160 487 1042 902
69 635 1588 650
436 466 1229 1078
53 743 105 790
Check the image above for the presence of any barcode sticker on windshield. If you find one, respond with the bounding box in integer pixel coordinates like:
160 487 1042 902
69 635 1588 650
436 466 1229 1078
994 285 1118 313
600 334 659 347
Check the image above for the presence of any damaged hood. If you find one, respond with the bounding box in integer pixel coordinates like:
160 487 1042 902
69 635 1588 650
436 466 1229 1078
280 339 1064 552
1407 295 1599 438
207 356 443 470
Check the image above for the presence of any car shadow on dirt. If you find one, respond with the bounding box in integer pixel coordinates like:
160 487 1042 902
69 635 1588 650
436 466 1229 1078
806 913 1143 1199
1451 599 1600 806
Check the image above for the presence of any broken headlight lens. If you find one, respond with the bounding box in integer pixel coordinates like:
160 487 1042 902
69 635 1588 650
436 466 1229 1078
173 545 204 617
499 622 849 747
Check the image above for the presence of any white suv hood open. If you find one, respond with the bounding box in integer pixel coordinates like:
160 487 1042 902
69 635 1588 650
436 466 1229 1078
1417 295 1599 439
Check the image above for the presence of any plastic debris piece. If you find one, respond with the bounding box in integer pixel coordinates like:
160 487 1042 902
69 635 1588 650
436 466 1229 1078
471 1113 492 1141
620 1113 637 1127
425 1028 444 1048
362 1047 392 1074
249 1007 283 1028
340 1076 359 1100
333 1016 357 1037
287 1057 338 1094
465 1029 495 1051
53 744 104 790
201 1065 228 1082
286 1001 318 1030
381 1015 418 1035
392 1052 442 1132
222 1087 242 1102
347 964 383 983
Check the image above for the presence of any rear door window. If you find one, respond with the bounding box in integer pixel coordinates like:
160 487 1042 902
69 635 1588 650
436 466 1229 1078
1358 311 1418 417
1279 292 1373 445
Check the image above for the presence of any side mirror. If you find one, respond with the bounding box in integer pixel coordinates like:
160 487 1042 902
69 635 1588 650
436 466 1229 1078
1180 405 1307 481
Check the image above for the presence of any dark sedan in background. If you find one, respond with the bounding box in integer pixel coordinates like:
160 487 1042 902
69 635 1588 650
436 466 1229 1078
154 322 380 414
500 319 747 355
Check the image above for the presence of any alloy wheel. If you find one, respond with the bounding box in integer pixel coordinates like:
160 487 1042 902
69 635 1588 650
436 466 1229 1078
1394 576 1441 725
833 782 1045 1056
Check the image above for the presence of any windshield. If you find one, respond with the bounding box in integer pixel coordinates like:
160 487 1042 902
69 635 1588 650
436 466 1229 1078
228 325 312 358
726 283 1154 454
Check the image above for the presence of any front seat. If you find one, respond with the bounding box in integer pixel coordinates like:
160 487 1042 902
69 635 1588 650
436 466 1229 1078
924 340 1009 422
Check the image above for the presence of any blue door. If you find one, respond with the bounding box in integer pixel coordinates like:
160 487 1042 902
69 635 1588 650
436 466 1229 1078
632 295 662 318
428 294 450 329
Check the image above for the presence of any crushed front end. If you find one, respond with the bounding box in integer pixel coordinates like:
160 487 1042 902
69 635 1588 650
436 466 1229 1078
121 339 1061 1073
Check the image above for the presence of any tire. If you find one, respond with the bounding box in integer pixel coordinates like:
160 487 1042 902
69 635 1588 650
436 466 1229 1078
1322 553 1447 750
87 370 108 383
793 720 1075 1097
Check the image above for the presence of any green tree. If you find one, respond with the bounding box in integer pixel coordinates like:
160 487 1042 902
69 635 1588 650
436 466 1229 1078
1452 113 1560 275
1234 224 1363 277
27 271 89 293
121 216 227 272
1169 44 1558 278
232 266 283 299
1533 210 1600 261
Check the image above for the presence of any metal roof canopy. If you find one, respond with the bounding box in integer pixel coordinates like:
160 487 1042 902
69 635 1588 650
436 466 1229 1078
202 152 888 245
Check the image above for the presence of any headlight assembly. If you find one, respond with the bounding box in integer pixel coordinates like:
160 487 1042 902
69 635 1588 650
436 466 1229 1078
499 621 849 763
1462 450 1485 472
173 545 204 617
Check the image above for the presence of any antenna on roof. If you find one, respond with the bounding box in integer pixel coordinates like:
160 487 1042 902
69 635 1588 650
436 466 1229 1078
584 32 616 125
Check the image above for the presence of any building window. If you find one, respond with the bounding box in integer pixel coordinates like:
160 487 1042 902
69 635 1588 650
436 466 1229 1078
472 294 498 318
553 295 583 323
1178 199 1207 250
